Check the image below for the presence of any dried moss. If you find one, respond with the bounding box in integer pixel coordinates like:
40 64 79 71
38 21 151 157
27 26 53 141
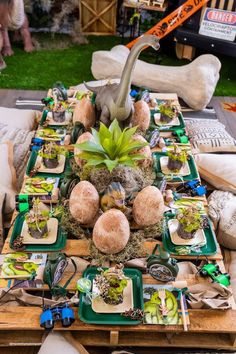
61 206 91 239
89 165 155 197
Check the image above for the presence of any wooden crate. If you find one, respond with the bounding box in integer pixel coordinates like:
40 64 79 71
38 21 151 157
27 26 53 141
79 0 118 35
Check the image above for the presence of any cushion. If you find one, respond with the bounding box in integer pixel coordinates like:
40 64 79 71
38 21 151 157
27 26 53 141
0 141 16 190
0 142 16 215
195 153 236 194
0 191 6 248
0 107 38 131
0 123 35 190
38 333 81 354
208 190 236 250
223 249 236 302
185 119 236 153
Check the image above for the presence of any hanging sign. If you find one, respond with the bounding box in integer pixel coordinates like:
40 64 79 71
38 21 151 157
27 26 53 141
126 0 210 48
199 8 236 41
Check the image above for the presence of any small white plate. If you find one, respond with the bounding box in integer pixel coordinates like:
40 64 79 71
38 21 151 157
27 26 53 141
91 278 133 314
154 112 180 126
168 219 206 246
35 155 66 174
22 218 58 245
160 156 190 176
46 111 72 126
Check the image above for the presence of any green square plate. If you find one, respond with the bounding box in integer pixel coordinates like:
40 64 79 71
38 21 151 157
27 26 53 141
9 212 67 252
26 150 72 178
150 110 185 132
152 152 199 182
163 215 217 256
79 267 144 325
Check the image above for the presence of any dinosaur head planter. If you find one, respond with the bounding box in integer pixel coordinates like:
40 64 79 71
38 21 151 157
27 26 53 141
85 35 160 126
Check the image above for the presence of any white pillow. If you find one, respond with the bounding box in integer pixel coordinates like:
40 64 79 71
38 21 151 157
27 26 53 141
0 107 38 131
0 142 16 214
195 154 236 194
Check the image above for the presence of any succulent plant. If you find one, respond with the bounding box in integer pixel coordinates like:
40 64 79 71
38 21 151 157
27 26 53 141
167 145 188 163
25 199 49 232
75 119 148 172
94 264 128 305
38 142 67 160
176 206 206 234
159 101 179 120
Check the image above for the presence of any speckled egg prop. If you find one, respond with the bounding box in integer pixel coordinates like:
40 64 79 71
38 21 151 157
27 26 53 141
69 181 99 225
133 186 164 227
74 132 95 167
73 97 95 130
131 100 150 132
93 209 130 254
132 134 152 168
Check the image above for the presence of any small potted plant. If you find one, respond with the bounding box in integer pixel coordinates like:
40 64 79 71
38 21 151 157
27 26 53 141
52 102 66 123
38 142 66 169
94 265 128 305
25 199 50 239
167 145 188 172
176 206 208 239
159 101 179 123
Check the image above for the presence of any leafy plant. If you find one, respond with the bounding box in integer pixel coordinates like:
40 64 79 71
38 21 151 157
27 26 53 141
159 101 178 119
95 265 128 305
38 142 67 159
176 206 204 233
75 119 148 172
167 145 188 163
25 199 50 231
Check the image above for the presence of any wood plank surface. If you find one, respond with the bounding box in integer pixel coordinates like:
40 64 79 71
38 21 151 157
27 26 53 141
0 306 235 333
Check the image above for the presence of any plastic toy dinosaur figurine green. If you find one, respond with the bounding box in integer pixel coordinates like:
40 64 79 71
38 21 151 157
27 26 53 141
85 35 160 126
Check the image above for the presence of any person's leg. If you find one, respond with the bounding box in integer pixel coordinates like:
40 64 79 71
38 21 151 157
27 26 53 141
1 27 14 56
0 30 7 70
20 14 34 52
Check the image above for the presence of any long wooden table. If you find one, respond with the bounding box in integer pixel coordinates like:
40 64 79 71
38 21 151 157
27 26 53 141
1 95 236 350
0 232 236 349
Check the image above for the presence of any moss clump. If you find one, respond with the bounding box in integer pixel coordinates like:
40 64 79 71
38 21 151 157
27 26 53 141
61 206 91 239
89 165 155 197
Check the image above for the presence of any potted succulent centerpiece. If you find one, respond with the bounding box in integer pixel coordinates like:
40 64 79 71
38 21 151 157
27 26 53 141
176 206 208 240
74 119 149 196
159 101 179 123
25 199 50 239
70 119 165 256
38 142 66 169
94 265 128 305
167 145 188 172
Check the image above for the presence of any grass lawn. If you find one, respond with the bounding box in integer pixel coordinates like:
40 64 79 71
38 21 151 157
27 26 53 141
0 34 235 96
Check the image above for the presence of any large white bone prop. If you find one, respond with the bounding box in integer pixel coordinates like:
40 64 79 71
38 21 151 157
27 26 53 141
91 45 221 111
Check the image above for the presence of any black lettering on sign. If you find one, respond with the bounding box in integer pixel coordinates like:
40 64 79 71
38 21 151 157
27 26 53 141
179 12 185 19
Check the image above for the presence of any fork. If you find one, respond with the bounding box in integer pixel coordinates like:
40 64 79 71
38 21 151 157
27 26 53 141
158 289 168 317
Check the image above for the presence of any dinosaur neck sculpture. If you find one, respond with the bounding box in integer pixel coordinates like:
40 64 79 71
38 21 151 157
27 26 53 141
85 35 160 126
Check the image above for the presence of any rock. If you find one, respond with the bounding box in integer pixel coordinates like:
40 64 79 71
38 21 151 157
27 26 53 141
91 45 221 111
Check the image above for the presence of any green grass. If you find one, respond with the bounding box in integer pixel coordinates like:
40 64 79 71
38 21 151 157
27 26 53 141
0 34 235 96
